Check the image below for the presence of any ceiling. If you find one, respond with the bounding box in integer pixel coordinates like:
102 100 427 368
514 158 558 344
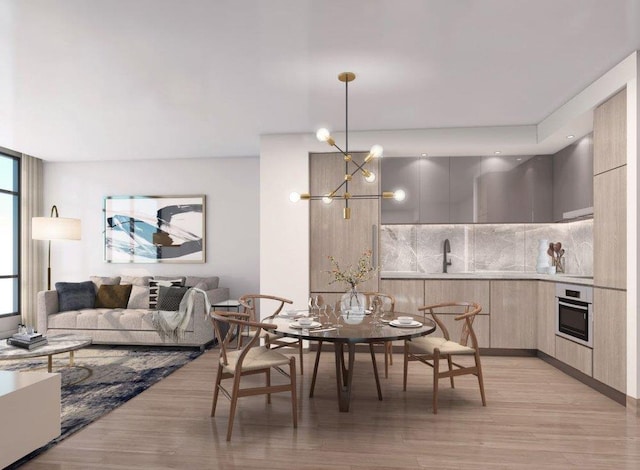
1 0 639 162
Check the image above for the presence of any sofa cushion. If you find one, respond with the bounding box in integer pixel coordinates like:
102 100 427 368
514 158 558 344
90 276 122 293
157 286 189 311
46 308 194 332
56 281 96 311
120 275 152 286
149 279 183 309
95 284 132 309
153 275 186 284
185 276 219 290
127 285 150 309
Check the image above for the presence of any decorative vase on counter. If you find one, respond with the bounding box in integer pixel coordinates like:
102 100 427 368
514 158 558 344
340 285 366 315
536 239 550 274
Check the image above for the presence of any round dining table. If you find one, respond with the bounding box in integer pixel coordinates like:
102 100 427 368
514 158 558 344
269 312 436 412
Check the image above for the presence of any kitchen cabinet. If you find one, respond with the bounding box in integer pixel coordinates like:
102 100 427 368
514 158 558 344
552 133 594 221
593 88 626 290
382 155 553 224
379 279 424 314
555 336 593 376
593 88 626 175
593 287 626 393
490 280 536 349
536 281 556 357
309 152 379 294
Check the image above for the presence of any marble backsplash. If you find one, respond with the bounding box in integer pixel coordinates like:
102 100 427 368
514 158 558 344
380 219 593 276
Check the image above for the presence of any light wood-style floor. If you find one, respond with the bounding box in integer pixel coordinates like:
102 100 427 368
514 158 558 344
19 348 640 470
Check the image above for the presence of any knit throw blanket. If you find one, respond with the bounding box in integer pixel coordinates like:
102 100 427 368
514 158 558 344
152 287 211 341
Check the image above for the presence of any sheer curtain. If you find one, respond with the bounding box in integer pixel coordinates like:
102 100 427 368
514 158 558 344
20 154 43 326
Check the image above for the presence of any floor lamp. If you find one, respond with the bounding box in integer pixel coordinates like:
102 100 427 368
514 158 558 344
32 205 82 290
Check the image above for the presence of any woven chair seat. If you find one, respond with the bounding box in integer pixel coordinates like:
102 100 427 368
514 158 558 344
221 346 292 373
408 336 475 355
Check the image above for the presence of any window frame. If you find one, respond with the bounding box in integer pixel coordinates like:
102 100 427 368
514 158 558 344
0 147 21 318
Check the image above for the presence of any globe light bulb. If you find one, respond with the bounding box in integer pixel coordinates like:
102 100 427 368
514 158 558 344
364 171 376 183
289 192 301 203
322 194 333 204
369 144 384 158
393 189 406 201
316 128 331 142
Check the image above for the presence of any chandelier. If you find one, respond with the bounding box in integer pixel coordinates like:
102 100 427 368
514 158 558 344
289 72 405 219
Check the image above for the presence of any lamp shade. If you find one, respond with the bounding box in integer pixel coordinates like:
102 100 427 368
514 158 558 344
32 217 81 240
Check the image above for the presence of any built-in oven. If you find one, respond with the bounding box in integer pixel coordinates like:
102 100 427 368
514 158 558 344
556 283 593 348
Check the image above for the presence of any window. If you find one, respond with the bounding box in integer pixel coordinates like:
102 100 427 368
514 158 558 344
0 151 19 317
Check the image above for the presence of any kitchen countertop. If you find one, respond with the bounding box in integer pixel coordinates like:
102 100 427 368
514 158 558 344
381 271 594 286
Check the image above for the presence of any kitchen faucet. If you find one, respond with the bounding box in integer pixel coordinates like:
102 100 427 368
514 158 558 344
443 239 452 273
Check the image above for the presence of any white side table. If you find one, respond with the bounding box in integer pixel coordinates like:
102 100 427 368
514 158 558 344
0 371 61 468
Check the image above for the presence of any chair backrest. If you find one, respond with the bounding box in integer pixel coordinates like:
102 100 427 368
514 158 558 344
238 294 293 322
418 302 482 348
362 292 396 313
210 311 278 370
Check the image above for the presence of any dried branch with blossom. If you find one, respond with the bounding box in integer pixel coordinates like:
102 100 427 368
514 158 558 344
326 250 379 289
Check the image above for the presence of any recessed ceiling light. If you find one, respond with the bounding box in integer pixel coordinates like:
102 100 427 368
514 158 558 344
567 135 575 139
494 151 501 155
421 153 427 157
516 158 522 161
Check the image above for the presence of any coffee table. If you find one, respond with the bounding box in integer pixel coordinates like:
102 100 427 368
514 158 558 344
0 333 92 373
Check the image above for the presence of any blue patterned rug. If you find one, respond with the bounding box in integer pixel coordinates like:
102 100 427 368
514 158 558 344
2 345 202 469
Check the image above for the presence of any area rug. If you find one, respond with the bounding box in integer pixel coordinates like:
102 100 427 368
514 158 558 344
2 345 202 468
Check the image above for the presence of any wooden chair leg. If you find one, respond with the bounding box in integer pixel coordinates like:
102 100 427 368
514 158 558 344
309 340 323 397
227 374 242 441
447 355 455 388
387 341 393 365
211 364 223 417
290 358 298 428
266 368 272 404
432 350 440 414
476 352 487 406
384 342 389 379
298 340 304 375
403 342 409 391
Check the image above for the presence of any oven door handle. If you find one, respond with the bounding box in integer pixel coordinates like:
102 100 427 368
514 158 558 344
558 300 589 311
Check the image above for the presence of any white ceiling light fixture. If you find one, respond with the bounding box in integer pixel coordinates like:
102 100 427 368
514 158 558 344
289 72 403 220
567 134 575 139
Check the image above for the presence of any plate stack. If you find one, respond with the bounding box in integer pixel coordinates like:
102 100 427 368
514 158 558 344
7 331 48 350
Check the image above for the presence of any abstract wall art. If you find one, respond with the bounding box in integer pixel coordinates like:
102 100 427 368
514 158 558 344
104 195 205 263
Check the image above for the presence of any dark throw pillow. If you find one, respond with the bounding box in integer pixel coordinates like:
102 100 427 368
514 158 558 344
95 284 133 309
149 279 184 309
56 281 96 311
156 286 189 311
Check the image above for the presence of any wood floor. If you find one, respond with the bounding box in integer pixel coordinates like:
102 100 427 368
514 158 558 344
19 348 640 470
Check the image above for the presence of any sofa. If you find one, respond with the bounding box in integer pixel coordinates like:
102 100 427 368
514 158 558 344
37 275 229 349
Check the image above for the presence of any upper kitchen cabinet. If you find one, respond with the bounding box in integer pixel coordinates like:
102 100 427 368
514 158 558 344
593 88 626 175
475 155 553 223
552 133 594 221
382 133 594 225
382 155 555 223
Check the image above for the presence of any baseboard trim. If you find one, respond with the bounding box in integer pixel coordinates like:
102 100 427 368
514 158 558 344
627 396 640 416
537 351 626 406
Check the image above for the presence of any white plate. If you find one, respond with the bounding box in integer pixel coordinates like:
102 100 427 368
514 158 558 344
389 319 422 328
289 321 322 329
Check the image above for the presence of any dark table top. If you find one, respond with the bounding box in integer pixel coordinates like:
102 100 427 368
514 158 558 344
269 312 436 344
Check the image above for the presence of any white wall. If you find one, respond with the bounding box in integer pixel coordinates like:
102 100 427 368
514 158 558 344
42 157 259 299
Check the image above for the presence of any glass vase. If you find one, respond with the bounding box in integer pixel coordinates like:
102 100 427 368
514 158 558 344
340 286 366 314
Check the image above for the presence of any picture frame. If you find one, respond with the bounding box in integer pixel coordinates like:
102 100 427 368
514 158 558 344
104 195 205 263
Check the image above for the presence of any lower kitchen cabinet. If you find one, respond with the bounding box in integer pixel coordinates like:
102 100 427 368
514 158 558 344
379 280 424 314
555 336 593 376
536 281 556 357
490 281 536 349
593 287 626 393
